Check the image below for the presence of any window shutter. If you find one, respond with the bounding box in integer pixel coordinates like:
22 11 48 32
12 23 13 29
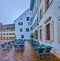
50 21 54 42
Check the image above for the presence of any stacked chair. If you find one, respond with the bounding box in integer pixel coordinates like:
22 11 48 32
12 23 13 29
35 45 52 58
13 39 25 52
34 45 45 58
1 40 16 50
45 46 52 58
1 43 7 50
29 39 52 58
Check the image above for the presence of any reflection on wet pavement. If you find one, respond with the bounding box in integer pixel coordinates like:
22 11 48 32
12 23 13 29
0 41 53 61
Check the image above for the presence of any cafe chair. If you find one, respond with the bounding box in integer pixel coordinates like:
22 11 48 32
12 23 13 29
37 48 45 58
45 46 52 58
1 44 7 50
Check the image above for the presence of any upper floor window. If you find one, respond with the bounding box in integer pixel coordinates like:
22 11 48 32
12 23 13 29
21 18 22 20
40 6 43 20
18 22 23 25
20 28 22 32
28 22 31 25
26 28 29 32
27 17 29 21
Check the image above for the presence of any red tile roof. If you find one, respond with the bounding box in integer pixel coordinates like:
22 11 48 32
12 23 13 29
0 23 15 30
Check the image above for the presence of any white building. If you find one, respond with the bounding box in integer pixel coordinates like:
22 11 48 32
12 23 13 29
14 9 32 40
30 0 60 59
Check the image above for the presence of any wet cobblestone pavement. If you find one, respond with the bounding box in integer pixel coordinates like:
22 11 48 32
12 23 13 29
0 41 60 61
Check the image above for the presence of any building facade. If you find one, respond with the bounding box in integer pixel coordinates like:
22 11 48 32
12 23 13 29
15 9 32 40
30 0 39 39
30 0 60 59
0 23 15 40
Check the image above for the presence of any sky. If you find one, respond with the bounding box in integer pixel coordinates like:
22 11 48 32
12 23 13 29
0 0 30 25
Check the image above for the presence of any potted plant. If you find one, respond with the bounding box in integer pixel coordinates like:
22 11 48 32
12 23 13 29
30 33 34 40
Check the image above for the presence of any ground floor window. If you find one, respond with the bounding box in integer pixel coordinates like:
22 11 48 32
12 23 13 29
40 29 42 40
21 35 24 38
35 30 38 39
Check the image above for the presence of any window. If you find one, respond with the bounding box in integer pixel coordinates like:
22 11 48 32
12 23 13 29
28 22 30 25
7 37 8 39
1 36 2 39
21 18 22 20
40 29 42 40
26 28 29 32
3 37 5 39
10 33 15 35
46 23 50 40
4 33 5 35
27 17 29 21
40 6 43 20
40 10 42 20
21 35 24 38
20 28 22 32
35 30 38 39
18 22 23 25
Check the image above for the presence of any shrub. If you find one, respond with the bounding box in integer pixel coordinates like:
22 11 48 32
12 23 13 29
30 33 34 40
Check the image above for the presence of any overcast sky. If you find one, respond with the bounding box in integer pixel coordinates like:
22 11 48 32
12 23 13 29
0 0 30 25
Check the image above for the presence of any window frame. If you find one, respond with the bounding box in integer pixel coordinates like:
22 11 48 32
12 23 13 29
44 17 52 43
40 28 42 40
26 28 29 32
21 35 24 38
20 28 22 32
18 22 23 26
26 17 29 21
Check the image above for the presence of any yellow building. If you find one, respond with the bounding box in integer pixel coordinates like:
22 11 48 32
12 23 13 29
0 23 15 40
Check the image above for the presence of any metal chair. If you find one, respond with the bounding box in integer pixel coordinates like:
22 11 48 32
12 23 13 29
1 44 7 50
14 44 19 51
45 46 52 58
37 48 45 58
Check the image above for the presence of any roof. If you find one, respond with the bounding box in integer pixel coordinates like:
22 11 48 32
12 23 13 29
14 8 30 22
0 24 15 30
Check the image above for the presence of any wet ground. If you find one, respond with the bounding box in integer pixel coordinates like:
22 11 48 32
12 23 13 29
0 40 60 61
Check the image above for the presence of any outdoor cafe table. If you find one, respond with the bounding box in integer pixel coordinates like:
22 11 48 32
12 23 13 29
34 45 52 53
31 40 39 44
32 41 39 45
